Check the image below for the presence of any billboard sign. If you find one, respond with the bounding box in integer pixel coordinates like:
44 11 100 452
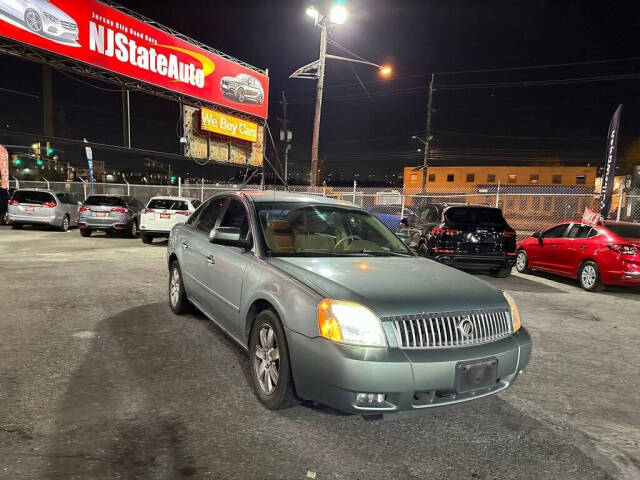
0 145 8 190
200 108 258 143
0 1 269 119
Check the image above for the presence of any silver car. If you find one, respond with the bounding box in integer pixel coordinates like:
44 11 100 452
7 189 79 231
0 0 79 42
167 192 531 416
220 73 264 105
78 195 144 238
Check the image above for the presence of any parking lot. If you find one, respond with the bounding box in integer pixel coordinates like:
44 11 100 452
0 225 638 480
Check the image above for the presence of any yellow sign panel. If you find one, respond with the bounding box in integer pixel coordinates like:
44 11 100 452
200 108 258 143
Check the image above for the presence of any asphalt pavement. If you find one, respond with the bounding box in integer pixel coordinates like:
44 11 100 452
1 225 638 479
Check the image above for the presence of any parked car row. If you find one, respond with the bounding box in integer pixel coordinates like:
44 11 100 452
5 189 201 242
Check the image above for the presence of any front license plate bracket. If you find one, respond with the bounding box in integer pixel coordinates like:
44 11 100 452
455 358 498 393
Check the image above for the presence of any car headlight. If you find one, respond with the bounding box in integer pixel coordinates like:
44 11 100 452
42 12 59 24
317 299 387 347
503 291 522 332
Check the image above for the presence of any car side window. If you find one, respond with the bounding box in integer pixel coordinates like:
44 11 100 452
568 224 592 239
220 199 250 239
543 224 569 238
194 197 226 233
191 199 202 209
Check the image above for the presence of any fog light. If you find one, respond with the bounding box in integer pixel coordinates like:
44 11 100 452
356 393 386 406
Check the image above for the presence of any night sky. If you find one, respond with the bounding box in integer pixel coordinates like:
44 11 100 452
2 0 640 184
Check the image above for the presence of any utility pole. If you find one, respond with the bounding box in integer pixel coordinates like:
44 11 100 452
421 74 435 193
310 25 327 188
279 91 292 187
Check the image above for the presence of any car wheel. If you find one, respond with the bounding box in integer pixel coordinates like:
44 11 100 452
258 94 264 104
515 250 530 274
490 266 512 278
1 211 7 225
418 243 429 257
579 261 603 292
80 228 92 237
24 9 43 33
237 88 245 102
142 234 152 244
169 261 191 314
129 221 138 238
249 310 297 410
59 215 70 232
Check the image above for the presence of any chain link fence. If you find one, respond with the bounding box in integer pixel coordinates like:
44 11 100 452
7 179 638 238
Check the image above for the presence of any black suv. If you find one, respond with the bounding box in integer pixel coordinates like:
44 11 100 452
399 203 517 277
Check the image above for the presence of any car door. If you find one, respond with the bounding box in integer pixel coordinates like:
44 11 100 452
179 196 227 309
565 224 599 277
199 197 254 339
530 223 570 271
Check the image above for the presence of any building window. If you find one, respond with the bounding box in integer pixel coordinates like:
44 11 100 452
530 174 539 184
576 175 586 185
552 174 562 184
447 174 455 182
487 174 496 183
466 173 475 182
428 173 436 182
508 174 517 184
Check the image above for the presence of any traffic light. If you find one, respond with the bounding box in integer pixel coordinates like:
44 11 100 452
46 142 54 156
14 157 22 166
170 175 177 183
37 159 44 166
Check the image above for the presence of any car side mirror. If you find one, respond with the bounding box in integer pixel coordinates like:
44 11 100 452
400 217 409 226
533 231 543 244
209 227 252 249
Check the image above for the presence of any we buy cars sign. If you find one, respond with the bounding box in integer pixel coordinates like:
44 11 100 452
0 1 269 119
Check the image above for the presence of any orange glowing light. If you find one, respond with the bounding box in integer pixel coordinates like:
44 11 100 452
379 65 392 77
358 262 370 271
318 299 343 342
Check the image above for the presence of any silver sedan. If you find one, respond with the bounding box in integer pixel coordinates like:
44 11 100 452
167 191 531 416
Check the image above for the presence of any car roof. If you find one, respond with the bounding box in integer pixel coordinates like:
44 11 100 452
236 190 359 208
149 196 198 201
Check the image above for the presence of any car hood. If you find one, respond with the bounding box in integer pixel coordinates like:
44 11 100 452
267 256 508 318
37 1 77 24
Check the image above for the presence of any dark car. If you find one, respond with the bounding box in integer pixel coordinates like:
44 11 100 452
399 203 517 277
0 187 13 225
367 204 416 230
78 194 144 237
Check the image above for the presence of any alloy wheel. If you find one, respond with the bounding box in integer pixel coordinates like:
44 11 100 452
254 325 280 395
131 222 137 237
169 267 180 307
516 251 526 271
581 265 597 289
62 217 69 231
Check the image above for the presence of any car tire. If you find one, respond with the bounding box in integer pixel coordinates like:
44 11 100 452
515 250 531 274
24 9 43 33
490 266 512 278
418 243 429 257
579 261 603 292
237 88 245 102
249 310 298 410
258 94 264 104
169 261 191 314
59 215 70 232
80 228 92 237
129 221 138 238
11 223 23 229
1 211 7 225
142 234 153 244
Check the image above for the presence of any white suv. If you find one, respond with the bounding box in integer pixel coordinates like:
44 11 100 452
140 196 201 244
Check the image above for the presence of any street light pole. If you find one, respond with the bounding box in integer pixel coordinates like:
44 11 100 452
421 73 435 193
310 25 327 188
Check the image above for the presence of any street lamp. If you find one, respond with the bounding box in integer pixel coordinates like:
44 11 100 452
292 4 391 187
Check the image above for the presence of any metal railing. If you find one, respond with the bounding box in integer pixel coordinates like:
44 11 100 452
7 179 639 237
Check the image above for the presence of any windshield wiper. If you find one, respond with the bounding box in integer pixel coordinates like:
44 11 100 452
341 249 412 257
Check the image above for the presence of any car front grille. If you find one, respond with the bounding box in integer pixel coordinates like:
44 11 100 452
61 21 77 31
390 309 512 349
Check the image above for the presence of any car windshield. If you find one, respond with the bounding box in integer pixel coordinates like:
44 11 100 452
257 202 412 257
445 207 507 226
606 223 640 239
85 196 125 206
147 199 188 210
12 191 55 205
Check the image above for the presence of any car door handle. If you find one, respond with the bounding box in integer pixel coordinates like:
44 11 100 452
550 244 557 248
580 245 588 249
206 255 215 265
182 241 189 249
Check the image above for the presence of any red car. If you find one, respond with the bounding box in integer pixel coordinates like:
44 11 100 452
516 220 640 291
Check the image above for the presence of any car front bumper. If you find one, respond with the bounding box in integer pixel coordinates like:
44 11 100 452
287 326 532 415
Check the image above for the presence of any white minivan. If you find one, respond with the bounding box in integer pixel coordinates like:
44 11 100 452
140 196 201 244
